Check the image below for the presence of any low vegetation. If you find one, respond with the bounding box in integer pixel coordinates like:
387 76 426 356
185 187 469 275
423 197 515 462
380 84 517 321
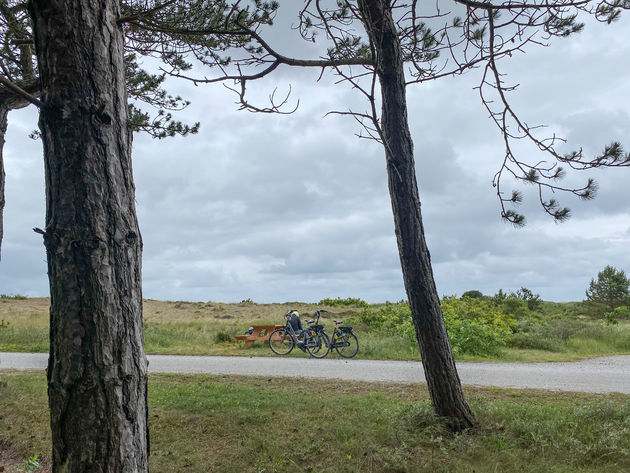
1 371 629 473
1 283 629 471
349 289 630 361
0 294 28 300
1 292 629 361
585 265 630 317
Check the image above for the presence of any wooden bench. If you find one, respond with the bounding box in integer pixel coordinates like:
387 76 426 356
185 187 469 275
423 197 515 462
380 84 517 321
234 324 285 348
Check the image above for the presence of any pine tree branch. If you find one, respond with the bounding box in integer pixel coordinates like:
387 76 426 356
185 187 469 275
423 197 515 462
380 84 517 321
117 0 178 25
0 75 41 107
453 0 591 9
129 21 373 70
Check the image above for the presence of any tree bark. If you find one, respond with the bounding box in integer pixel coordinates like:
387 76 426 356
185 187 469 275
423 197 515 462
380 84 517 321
0 102 7 262
30 1 149 471
358 0 476 430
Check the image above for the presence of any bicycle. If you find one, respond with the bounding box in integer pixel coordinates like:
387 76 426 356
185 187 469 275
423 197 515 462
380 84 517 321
328 319 359 358
268 310 330 358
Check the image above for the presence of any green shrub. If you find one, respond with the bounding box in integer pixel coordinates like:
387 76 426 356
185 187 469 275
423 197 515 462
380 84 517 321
514 315 542 334
605 306 630 325
441 297 515 356
501 294 538 319
509 318 602 352
444 316 508 356
543 318 591 341
441 297 517 333
491 288 543 317
17 454 42 473
355 301 414 336
461 290 484 300
214 332 233 344
585 265 630 316
356 297 515 357
0 294 27 300
606 311 619 325
515 287 543 312
318 297 370 308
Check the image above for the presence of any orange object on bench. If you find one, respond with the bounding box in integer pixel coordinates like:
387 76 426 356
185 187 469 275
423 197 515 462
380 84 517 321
234 324 285 348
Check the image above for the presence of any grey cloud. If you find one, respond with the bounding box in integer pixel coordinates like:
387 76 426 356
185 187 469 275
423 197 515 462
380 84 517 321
2 11 630 304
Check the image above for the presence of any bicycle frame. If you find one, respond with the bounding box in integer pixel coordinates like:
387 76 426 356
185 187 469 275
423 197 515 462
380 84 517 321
270 310 332 357
307 310 326 335
281 311 319 351
330 325 353 348
311 309 354 348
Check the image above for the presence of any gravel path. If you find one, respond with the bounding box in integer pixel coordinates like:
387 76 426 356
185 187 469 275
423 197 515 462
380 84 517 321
2 352 629 394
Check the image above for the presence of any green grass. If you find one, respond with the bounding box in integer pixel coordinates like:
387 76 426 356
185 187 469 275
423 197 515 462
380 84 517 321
504 318 630 362
0 326 49 353
1 371 630 472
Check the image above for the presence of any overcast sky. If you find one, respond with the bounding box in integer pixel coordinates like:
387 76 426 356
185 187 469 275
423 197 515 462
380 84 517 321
1 5 629 303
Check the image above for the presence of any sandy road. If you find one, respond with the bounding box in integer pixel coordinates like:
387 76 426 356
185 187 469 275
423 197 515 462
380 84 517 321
2 352 629 394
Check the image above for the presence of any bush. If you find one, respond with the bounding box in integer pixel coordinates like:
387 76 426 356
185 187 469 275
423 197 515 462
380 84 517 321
356 297 516 357
543 318 591 341
605 305 630 325
444 317 507 356
515 287 542 312
509 318 594 351
0 294 27 300
318 297 370 308
491 288 543 317
214 332 233 344
500 295 527 317
585 265 630 316
461 290 484 300
355 301 414 337
442 297 517 332
441 297 516 356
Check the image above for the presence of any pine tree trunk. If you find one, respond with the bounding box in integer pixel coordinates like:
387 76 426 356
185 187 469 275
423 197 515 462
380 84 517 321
30 1 149 471
358 0 475 431
0 103 7 262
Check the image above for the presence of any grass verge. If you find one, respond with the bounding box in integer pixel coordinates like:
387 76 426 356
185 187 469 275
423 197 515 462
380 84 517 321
1 371 629 473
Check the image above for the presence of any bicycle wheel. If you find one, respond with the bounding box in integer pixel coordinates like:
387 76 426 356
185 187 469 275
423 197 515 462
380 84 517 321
334 332 358 358
306 331 330 359
269 328 294 355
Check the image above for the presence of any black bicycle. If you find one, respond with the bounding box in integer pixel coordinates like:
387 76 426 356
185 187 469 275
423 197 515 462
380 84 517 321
328 319 359 358
268 310 330 358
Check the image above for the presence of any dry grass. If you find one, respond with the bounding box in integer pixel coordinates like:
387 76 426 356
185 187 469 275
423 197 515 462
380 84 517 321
0 298 49 327
0 297 333 327
0 298 364 356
